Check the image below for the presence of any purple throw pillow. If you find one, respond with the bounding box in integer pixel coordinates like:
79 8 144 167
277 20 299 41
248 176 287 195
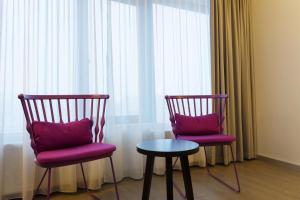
174 114 220 135
32 118 93 153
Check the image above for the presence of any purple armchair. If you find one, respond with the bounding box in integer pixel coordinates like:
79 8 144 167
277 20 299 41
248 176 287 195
165 95 240 193
18 94 120 200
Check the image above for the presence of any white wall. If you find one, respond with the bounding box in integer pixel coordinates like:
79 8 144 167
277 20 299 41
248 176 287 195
252 0 300 165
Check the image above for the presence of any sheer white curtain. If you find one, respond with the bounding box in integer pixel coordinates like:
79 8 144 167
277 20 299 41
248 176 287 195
0 0 211 199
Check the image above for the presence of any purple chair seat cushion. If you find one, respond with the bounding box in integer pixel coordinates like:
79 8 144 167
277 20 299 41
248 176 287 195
177 134 235 146
36 143 116 167
174 113 220 135
32 118 93 153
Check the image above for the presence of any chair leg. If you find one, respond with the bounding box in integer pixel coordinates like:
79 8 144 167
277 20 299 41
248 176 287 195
47 168 52 200
204 145 240 193
109 156 120 200
203 147 211 174
172 157 179 168
80 163 102 200
230 144 241 192
32 168 49 199
172 157 186 199
80 163 89 192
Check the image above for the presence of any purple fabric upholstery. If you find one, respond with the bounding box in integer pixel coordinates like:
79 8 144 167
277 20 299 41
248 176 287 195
36 143 116 168
177 134 235 146
32 118 93 153
174 114 220 135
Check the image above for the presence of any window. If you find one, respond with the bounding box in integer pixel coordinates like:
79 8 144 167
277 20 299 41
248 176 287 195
153 0 211 122
0 0 211 143
153 2 211 95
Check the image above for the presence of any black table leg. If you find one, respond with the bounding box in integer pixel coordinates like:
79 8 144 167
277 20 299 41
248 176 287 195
180 156 194 200
142 155 155 200
166 157 173 200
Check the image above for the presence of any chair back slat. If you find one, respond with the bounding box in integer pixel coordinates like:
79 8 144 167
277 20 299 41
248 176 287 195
49 99 55 122
180 99 185 115
57 99 63 123
187 99 191 116
75 99 78 121
169 99 174 115
20 99 32 133
165 95 227 136
41 100 47 122
33 100 40 121
94 99 101 142
18 94 110 153
193 98 196 116
90 99 94 121
27 99 34 123
67 99 71 122
206 98 209 115
199 98 203 115
166 98 173 123
99 99 107 142
83 99 86 118
174 99 178 114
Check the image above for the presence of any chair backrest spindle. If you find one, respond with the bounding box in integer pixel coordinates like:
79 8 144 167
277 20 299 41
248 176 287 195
90 99 94 121
33 99 40 121
75 99 78 121
67 99 70 122
27 99 34 123
193 98 196 115
57 99 63 123
83 99 86 118
41 100 47 122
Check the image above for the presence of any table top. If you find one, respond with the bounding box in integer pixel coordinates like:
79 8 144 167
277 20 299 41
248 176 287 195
136 139 199 157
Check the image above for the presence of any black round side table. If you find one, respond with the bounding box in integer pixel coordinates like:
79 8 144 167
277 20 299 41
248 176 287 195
137 139 199 200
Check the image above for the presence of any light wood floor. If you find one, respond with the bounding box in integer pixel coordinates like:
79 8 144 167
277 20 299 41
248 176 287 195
37 159 300 200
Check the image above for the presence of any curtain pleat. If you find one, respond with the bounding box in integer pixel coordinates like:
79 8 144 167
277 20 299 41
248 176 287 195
211 0 257 163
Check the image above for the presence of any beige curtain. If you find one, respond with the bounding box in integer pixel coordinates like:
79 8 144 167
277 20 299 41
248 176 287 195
210 0 257 163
